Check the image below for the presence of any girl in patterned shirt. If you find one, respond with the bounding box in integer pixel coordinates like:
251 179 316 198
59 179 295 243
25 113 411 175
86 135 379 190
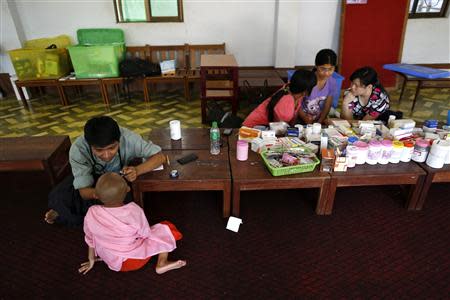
341 66 390 121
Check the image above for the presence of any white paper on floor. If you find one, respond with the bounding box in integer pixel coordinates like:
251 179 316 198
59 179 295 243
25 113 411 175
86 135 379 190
226 216 243 233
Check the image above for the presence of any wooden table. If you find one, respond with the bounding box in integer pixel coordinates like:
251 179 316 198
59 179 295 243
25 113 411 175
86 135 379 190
58 78 108 105
324 162 427 214
200 54 239 124
0 136 71 186
15 79 67 108
228 133 330 217
395 69 450 113
410 163 450 210
132 149 231 217
148 127 228 151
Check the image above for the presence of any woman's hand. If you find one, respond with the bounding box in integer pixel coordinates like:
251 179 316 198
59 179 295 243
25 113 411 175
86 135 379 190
343 91 356 107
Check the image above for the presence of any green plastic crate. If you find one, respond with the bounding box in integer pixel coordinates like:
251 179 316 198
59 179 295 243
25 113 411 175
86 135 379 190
77 29 124 45
67 28 125 78
260 150 320 176
68 44 124 78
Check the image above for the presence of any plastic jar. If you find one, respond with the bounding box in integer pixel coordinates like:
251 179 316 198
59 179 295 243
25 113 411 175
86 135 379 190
426 140 450 169
346 145 358 168
366 140 382 165
379 140 393 165
354 141 368 165
389 141 404 164
412 138 430 163
400 141 414 163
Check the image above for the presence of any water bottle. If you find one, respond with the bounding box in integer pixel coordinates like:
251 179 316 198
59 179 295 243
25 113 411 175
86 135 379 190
210 121 220 155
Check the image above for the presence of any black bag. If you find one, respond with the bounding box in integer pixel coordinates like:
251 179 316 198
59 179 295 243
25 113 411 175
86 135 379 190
377 110 403 124
206 102 242 128
119 58 161 78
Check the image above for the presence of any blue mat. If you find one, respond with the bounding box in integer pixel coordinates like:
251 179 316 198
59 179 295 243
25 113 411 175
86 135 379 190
383 63 450 79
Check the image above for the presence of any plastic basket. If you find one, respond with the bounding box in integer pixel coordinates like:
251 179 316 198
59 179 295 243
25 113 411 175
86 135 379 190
67 44 125 78
260 151 320 176
9 48 71 80
77 29 124 45
287 70 344 108
24 35 72 49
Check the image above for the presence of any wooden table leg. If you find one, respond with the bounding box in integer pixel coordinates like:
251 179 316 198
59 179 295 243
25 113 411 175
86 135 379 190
232 182 241 217
223 181 231 218
408 172 433 210
56 83 68 106
315 178 330 215
143 79 150 102
132 183 144 207
100 81 109 106
16 85 30 109
411 81 422 113
398 75 407 103
324 178 338 215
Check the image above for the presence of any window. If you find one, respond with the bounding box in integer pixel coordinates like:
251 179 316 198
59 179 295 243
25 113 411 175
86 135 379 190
409 0 449 18
114 0 183 23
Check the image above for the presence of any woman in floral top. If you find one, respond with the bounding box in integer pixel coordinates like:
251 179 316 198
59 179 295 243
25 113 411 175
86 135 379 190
341 66 390 121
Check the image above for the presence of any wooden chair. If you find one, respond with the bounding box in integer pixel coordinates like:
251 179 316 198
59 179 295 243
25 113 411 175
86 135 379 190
186 43 226 101
143 44 188 102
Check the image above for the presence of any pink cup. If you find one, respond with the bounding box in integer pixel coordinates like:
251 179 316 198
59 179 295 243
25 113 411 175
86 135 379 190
236 140 249 161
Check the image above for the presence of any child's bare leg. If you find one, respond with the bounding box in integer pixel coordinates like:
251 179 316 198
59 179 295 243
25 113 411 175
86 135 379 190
155 252 186 274
44 209 59 224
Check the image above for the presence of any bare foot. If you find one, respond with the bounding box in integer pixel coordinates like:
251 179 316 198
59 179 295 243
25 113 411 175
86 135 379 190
44 209 59 224
155 260 187 274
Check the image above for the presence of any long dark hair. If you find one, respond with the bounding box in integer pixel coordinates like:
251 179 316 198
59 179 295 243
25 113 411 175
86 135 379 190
267 69 316 122
350 66 387 94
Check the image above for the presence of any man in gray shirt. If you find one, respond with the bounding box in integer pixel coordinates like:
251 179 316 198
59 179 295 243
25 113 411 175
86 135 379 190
45 116 165 226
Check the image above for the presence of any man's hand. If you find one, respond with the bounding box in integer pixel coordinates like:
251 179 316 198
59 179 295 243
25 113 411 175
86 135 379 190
121 166 138 182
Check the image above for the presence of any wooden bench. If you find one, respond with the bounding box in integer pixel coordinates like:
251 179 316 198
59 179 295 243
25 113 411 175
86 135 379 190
144 44 189 102
0 136 71 186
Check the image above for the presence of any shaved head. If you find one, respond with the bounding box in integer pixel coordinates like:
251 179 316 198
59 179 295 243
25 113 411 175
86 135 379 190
95 172 128 206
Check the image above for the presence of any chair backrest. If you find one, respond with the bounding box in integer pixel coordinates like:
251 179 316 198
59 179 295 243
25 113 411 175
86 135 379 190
147 44 188 70
188 43 226 70
125 46 150 61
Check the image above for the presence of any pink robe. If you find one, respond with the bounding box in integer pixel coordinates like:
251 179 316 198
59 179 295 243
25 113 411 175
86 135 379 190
84 202 176 271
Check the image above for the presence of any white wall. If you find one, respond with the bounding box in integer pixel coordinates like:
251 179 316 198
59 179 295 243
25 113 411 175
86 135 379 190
5 0 276 67
1 0 449 75
402 17 450 63
0 1 23 74
295 0 341 66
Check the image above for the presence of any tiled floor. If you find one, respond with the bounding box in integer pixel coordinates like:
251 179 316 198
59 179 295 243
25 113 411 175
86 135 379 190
0 82 448 140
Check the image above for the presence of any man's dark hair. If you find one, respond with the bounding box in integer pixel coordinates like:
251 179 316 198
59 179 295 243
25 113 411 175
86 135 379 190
84 116 121 147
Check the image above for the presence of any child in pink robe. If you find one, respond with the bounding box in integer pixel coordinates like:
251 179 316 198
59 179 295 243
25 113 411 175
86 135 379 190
78 172 186 274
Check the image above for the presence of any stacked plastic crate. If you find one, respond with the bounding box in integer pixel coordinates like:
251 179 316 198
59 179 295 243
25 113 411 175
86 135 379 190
68 29 125 78
9 35 72 80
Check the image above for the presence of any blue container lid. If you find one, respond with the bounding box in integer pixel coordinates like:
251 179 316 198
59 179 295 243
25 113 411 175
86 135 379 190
348 136 358 144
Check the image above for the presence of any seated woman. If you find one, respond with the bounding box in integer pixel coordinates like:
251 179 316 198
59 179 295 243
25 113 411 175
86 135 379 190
298 49 338 124
242 69 316 128
341 66 390 121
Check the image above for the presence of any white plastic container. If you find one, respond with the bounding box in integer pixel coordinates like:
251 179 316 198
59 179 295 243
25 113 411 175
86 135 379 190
389 141 404 164
426 140 450 168
366 140 382 165
379 140 392 165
